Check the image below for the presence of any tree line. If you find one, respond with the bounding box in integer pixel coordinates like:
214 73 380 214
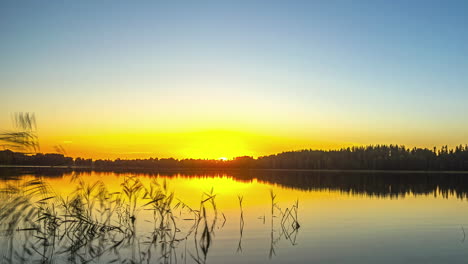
2 144 468 171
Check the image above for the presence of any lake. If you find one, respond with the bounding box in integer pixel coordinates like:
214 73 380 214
1 168 468 263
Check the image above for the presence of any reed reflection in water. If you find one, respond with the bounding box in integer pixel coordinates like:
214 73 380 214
3 169 468 263
0 171 301 264
5 167 468 198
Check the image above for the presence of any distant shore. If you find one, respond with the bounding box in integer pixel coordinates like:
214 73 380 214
3 164 468 175
5 146 468 172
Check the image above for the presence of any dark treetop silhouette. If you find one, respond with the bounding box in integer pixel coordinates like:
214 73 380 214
2 113 468 171
3 144 468 171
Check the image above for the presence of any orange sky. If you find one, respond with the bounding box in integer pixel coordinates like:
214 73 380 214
1 110 466 160
2 1 468 159
35 128 356 159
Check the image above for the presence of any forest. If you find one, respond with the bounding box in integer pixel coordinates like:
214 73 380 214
2 144 468 171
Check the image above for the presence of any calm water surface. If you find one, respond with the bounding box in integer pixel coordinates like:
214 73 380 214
1 168 468 263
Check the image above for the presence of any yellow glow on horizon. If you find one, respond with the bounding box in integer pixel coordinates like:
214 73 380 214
177 130 254 160
34 128 356 160
6 172 459 218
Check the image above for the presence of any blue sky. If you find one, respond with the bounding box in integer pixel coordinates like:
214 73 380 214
1 0 468 158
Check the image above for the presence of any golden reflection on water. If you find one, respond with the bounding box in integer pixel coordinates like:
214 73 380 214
3 172 309 210
3 171 466 221
3 171 468 263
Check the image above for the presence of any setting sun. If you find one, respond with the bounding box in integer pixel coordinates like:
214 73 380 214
2 1 468 263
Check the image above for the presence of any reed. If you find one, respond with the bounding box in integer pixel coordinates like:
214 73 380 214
237 195 244 253
0 177 301 263
268 190 301 258
0 175 224 264
0 112 39 152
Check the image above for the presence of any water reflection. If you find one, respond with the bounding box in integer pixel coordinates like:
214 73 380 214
3 167 468 198
237 195 244 253
0 170 303 264
0 176 224 263
269 190 300 259
4 168 468 263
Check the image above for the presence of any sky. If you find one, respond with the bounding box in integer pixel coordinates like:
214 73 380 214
1 0 468 159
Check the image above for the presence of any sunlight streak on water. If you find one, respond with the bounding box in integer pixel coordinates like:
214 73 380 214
2 169 468 263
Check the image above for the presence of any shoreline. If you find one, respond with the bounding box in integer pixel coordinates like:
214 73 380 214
3 165 468 174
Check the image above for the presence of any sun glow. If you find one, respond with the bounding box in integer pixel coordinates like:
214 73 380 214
34 128 350 160
176 130 255 159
